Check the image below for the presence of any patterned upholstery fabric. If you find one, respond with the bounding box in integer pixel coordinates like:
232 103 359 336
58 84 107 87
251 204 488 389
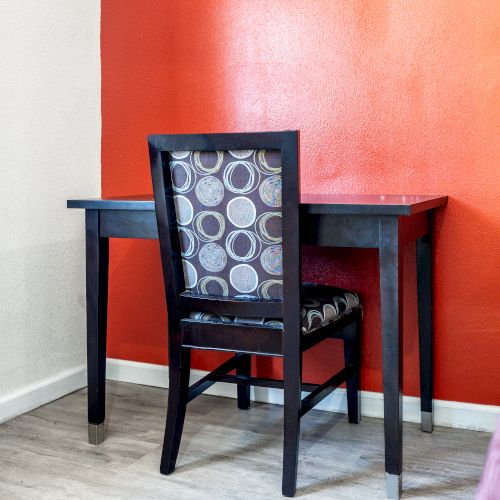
170 149 283 299
186 285 360 335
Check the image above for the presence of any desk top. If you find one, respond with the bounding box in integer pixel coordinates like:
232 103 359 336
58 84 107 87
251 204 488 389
68 193 447 216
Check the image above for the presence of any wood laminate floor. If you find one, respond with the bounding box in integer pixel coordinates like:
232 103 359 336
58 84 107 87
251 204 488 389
0 381 491 499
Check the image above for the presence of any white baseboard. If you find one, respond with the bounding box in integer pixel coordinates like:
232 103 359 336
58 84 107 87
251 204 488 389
2 359 496 432
106 358 499 433
0 365 87 424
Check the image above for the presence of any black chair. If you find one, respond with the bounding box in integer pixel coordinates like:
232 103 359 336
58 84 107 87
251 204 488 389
148 131 362 497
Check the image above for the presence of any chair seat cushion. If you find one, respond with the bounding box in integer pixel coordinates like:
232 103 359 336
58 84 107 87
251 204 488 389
187 284 360 335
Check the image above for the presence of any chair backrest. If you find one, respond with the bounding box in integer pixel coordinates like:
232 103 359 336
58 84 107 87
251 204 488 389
149 132 300 325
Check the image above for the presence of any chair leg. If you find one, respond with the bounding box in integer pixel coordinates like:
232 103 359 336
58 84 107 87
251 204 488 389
236 354 251 409
282 352 302 497
160 347 191 475
343 312 361 424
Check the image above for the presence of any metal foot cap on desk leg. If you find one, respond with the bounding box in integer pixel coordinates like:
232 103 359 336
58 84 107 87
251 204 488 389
88 423 105 445
421 411 433 433
385 473 402 499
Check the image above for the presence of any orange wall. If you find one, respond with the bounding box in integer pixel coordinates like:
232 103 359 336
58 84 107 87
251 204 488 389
101 0 500 405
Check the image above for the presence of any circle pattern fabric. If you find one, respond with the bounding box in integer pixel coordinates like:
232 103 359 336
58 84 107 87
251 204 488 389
170 149 283 299
226 197 256 228
259 175 282 207
195 176 224 206
199 243 227 272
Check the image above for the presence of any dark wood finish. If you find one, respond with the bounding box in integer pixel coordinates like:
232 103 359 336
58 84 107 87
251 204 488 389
301 193 447 215
82 207 434 248
68 194 155 211
68 193 447 215
179 292 283 318
236 354 251 410
301 214 379 248
187 354 243 403
181 320 284 356
209 374 319 393
343 308 362 424
68 189 446 499
100 209 158 239
187 354 355 415
280 133 303 498
379 216 403 479
417 212 434 424
300 366 354 417
85 210 109 426
150 145 189 476
160 347 191 474
147 131 361 497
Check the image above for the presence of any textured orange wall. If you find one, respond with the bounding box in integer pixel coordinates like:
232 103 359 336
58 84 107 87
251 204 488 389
101 0 500 405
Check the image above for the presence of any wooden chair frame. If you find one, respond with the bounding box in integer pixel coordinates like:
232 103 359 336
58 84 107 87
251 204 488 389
149 131 362 497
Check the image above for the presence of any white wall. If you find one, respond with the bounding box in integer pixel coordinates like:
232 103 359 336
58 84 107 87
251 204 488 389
0 1 100 413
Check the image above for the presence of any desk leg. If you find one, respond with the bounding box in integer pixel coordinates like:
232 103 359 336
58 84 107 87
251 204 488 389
85 209 109 445
379 216 403 499
417 212 433 432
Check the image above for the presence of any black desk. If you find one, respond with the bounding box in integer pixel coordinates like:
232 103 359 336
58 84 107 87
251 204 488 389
68 193 447 499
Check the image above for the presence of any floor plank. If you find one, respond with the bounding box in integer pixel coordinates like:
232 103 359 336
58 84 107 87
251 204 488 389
0 381 491 499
